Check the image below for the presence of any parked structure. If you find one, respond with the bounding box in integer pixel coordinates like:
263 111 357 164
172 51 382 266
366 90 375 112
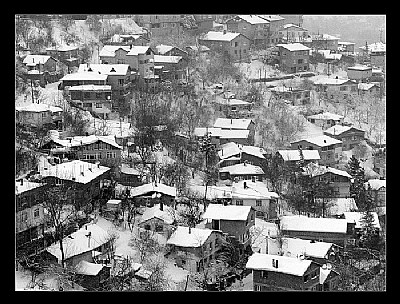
323 125 365 151
276 43 310 74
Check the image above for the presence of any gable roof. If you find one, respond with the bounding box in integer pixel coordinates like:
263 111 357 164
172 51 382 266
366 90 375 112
16 103 63 113
258 15 285 22
153 55 182 64
365 179 386 191
358 83 379 91
60 72 108 82
216 98 251 106
15 179 45 195
324 125 365 137
283 23 306 30
277 43 310 52
309 165 352 179
99 45 131 57
139 204 175 225
232 180 279 200
129 183 177 198
127 45 153 56
202 204 252 221
219 163 264 175
246 252 313 276
166 226 215 247
306 112 344 121
218 142 266 160
46 45 79 52
291 135 342 147
347 65 372 71
193 127 223 137
269 237 334 259
311 33 340 41
45 223 109 260
312 77 356 86
280 215 349 234
342 212 381 230
42 135 121 150
236 15 270 25
214 118 253 130
277 150 320 161
68 85 112 91
23 55 53 65
200 31 242 42
78 63 130 76
75 260 105 276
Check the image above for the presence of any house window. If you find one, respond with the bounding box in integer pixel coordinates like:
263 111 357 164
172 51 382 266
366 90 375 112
21 211 28 222
236 200 243 206
330 95 334 99
235 42 238 47
234 50 237 55
55 178 63 186
303 274 309 282
95 103 102 108
310 119 315 123
42 112 47 118
261 270 268 279
106 152 116 158
155 224 163 232
340 86 347 91
212 219 220 230
255 285 262 291
256 200 262 206
344 94 348 99
33 208 40 218
118 79 124 86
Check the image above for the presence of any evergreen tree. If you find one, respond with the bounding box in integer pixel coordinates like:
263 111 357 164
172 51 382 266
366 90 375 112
359 184 379 249
347 155 365 208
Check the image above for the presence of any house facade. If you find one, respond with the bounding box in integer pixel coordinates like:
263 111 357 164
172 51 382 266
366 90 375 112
269 86 311 105
313 77 358 102
310 167 352 198
152 55 187 82
15 103 63 130
279 24 309 44
347 65 373 82
276 43 310 74
134 15 184 37
215 99 253 118
46 45 81 69
214 118 255 145
365 179 386 216
309 34 340 51
22 54 61 85
138 204 175 239
219 163 265 181
323 125 365 151
338 41 355 55
225 15 270 47
306 112 344 130
257 15 286 45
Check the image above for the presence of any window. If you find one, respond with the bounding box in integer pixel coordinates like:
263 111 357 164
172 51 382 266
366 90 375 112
261 270 268 279
42 112 47 118
33 208 40 218
236 200 243 206
340 86 347 91
212 219 220 230
95 103 102 108
21 211 28 222
304 65 308 70
55 178 63 186
303 274 309 282
330 95 334 99
298 59 303 64
255 285 262 291
84 92 91 99
144 224 151 230
118 79 124 86
155 224 163 232
235 42 238 47
234 50 237 55
106 152 116 159
256 200 262 206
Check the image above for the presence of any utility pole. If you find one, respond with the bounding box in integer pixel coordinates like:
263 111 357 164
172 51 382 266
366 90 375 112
31 79 35 103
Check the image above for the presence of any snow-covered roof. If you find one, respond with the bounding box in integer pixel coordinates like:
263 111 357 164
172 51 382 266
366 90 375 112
310 166 352 179
68 85 112 91
200 31 242 42
246 253 312 276
186 45 210 52
156 44 173 54
214 118 253 130
365 179 386 191
39 160 110 184
78 64 130 76
193 127 223 137
258 15 285 22
280 215 349 234
188 185 233 200
324 125 351 136
342 212 381 230
139 204 175 225
359 42 386 53
277 150 320 161
15 179 45 195
23 55 53 65
153 55 182 64
325 53 342 60
167 226 215 247
277 43 310 52
46 45 78 52
320 267 338 284
218 142 266 160
120 164 140 175
307 112 344 121
348 65 372 71
338 41 355 45
236 15 270 25
63 135 121 149
127 46 153 56
316 197 358 215
16 103 63 113
106 199 121 206
312 77 356 86
311 33 340 41
130 183 177 198
75 260 105 276
216 98 251 106
291 135 342 147
61 72 108 82
282 23 305 30
219 129 250 139
269 237 334 259
358 83 379 91
232 180 279 200
203 204 252 221
219 163 264 175
99 45 131 57
45 223 110 260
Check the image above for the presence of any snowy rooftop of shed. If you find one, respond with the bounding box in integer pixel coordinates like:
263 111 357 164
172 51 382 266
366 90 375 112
139 204 175 225
236 15 270 25
307 112 344 121
130 183 177 198
218 142 266 160
16 103 63 113
15 179 45 195
277 43 310 52
201 31 241 42
75 260 104 276
78 63 130 76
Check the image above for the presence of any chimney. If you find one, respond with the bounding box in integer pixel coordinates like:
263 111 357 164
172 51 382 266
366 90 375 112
335 76 338 79
223 29 227 35
130 44 132 49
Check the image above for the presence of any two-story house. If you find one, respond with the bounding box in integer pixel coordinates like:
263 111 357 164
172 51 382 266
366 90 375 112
279 215 356 247
67 85 113 119
77 64 132 113
214 98 253 118
213 118 255 145
257 15 286 45
16 103 63 130
308 34 340 52
276 150 321 169
312 76 358 102
155 44 188 60
219 163 265 182
225 15 270 47
279 23 308 44
308 165 352 198
269 86 311 105
290 135 342 167
151 55 187 82
306 112 344 130
323 125 365 151
138 204 176 239
16 179 47 254
359 42 385 71
218 142 266 168
347 65 373 82
246 253 339 291
166 226 224 272
276 43 310 74
46 45 81 69
22 54 59 86
203 204 255 255
198 31 251 62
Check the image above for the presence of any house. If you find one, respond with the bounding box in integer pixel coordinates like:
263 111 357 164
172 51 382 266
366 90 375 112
323 125 365 151
219 163 265 181
279 15 303 27
373 148 386 179
203 204 255 254
359 42 386 71
214 98 253 118
269 86 311 105
276 43 310 74
342 211 381 238
276 150 320 167
364 179 386 216
225 15 270 47
338 41 356 55
151 55 187 82
193 15 216 32
318 197 358 218
155 44 188 59
15 179 47 254
213 118 255 145
347 65 373 82
60 72 108 89
230 180 279 219
246 253 337 291
46 45 81 69
193 127 223 148
306 165 352 198
166 226 224 272
257 15 286 45
129 182 177 207
44 223 112 267
290 135 342 166
78 64 132 112
67 85 113 119
219 129 252 146
312 76 358 102
15 103 63 130
39 135 122 167
279 24 309 44
22 54 59 86
138 204 175 239
266 237 339 265
38 160 111 209
74 260 110 290
185 45 210 56
357 82 381 97
114 163 141 187
306 112 344 130
279 215 356 247
198 30 251 62
218 142 266 168
308 34 340 51
134 15 184 38
108 33 149 46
